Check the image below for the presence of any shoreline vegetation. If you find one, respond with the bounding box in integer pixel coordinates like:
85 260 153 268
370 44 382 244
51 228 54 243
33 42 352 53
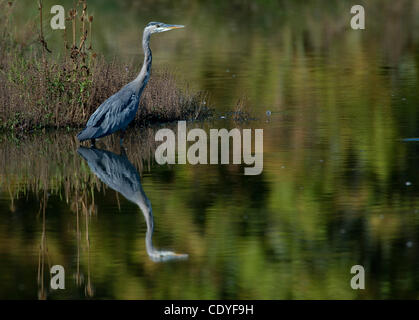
0 0 249 133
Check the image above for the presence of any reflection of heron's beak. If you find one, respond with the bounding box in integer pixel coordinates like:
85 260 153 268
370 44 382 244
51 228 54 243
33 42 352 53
175 253 188 257
149 251 188 263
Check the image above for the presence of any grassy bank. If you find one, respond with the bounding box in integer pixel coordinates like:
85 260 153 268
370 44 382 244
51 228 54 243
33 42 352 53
0 0 215 132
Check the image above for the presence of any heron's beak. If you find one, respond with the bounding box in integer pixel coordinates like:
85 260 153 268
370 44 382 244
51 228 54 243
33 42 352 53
158 24 184 32
166 24 185 30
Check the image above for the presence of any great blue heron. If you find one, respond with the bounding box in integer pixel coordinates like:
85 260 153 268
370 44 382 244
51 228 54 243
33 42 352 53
77 22 184 145
77 146 188 262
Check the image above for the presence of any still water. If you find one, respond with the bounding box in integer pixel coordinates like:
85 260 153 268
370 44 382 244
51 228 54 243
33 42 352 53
1 0 419 299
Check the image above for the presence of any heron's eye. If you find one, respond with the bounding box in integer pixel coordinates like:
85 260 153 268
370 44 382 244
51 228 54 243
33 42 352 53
156 24 160 28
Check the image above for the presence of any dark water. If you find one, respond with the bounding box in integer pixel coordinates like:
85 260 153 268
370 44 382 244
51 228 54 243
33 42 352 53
1 0 419 299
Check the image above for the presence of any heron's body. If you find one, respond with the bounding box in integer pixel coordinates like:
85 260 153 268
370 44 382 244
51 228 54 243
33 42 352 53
77 22 184 144
77 146 188 262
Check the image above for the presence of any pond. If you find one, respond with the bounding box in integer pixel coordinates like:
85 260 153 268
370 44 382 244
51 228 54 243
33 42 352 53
1 0 419 299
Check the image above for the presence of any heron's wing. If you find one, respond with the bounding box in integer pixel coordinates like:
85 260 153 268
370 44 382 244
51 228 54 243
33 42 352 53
86 86 140 131
99 95 140 135
86 93 117 127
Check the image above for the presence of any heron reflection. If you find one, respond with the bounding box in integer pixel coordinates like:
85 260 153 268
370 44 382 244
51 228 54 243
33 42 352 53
77 147 188 262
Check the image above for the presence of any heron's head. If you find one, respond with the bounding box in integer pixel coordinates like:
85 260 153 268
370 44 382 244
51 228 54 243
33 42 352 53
145 22 184 35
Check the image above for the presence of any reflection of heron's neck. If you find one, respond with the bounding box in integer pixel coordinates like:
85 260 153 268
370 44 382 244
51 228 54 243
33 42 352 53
136 198 155 255
134 193 187 262
134 194 162 258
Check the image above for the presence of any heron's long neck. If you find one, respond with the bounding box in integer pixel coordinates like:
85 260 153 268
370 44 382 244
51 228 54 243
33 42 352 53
133 32 152 94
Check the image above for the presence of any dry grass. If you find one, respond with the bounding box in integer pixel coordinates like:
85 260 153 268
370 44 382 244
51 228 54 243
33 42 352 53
231 96 251 122
0 0 213 132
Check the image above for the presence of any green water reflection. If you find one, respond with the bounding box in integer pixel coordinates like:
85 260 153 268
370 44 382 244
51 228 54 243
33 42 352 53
1 0 419 299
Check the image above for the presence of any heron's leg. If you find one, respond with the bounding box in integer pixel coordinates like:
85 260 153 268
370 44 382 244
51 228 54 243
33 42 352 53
91 138 96 148
119 144 127 157
119 130 126 146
